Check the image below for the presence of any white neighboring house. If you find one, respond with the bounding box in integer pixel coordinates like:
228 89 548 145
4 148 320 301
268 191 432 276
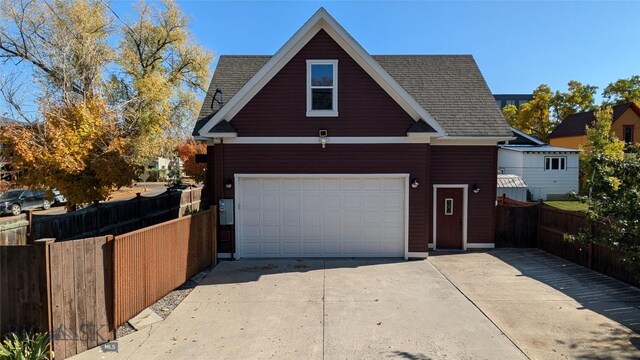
498 128 579 200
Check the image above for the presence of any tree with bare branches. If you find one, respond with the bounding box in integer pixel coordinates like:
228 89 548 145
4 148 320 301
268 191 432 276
0 0 212 208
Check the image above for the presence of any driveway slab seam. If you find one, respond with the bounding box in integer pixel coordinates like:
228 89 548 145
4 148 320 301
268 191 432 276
429 259 532 360
322 259 326 360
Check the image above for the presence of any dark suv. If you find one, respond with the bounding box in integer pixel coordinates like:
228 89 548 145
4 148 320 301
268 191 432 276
0 189 51 216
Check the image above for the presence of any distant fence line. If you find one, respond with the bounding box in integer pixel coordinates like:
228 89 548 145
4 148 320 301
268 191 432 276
0 208 217 360
0 188 204 245
496 198 639 287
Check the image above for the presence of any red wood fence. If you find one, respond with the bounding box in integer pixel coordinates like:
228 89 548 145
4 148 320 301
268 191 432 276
113 209 217 328
0 207 216 359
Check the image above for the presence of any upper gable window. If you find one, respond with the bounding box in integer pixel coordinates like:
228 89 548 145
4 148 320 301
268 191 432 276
307 60 338 117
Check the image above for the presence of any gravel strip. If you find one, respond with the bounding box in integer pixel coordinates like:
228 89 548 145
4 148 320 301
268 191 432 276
117 266 214 338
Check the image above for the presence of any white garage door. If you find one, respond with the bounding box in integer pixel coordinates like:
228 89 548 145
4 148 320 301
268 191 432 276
236 176 407 258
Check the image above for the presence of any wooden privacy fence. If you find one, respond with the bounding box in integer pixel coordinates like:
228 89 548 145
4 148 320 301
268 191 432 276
496 199 639 287
0 207 217 360
0 213 28 245
114 208 217 328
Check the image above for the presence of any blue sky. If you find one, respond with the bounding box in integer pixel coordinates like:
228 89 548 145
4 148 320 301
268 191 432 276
2 1 638 118
109 0 639 97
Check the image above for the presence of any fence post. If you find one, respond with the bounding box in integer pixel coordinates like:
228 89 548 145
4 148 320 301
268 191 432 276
34 238 55 338
536 199 543 248
210 206 217 266
136 193 143 228
26 210 34 244
93 200 101 236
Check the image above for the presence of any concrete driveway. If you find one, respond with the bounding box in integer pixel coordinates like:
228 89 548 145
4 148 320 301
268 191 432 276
430 249 640 359
74 249 640 360
76 258 525 360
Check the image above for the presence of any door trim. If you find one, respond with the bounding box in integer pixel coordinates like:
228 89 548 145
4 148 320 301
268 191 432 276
234 173 410 260
432 184 468 250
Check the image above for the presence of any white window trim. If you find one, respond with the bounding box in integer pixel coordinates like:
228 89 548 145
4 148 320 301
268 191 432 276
544 156 567 171
306 59 338 117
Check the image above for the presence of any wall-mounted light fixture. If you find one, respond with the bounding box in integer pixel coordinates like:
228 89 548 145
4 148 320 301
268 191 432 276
225 179 233 189
472 184 480 194
319 129 328 149
411 179 419 189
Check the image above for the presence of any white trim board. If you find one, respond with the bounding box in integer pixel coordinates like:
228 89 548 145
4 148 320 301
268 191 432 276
233 173 411 260
432 184 468 251
205 135 514 146
466 243 495 249
197 8 446 138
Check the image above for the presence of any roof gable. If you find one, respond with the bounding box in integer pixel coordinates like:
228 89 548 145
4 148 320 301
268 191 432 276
549 103 640 139
196 8 445 138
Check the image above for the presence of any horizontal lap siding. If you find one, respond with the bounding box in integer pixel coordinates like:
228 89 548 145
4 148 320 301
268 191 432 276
212 143 429 253
230 30 414 137
430 146 497 244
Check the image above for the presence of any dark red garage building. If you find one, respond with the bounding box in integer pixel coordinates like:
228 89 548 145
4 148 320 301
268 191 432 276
193 8 513 259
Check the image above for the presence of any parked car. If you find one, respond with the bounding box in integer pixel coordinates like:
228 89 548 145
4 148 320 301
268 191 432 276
0 189 51 216
52 188 67 205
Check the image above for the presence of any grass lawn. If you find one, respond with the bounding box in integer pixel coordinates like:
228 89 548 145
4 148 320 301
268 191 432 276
545 201 588 212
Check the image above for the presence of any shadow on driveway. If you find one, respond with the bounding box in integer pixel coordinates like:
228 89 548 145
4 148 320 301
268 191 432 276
490 249 640 334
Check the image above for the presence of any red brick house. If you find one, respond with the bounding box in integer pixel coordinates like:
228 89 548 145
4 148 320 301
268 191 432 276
193 8 512 259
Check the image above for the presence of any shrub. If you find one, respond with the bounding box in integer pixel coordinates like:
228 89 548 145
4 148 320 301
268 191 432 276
0 332 53 360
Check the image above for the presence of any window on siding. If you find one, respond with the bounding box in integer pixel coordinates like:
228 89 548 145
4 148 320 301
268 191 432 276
444 198 454 215
623 126 634 144
307 60 338 117
545 156 566 171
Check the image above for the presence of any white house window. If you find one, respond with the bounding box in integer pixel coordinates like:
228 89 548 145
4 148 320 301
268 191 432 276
307 60 338 117
545 156 566 171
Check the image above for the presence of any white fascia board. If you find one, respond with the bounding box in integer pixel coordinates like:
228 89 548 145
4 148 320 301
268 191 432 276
198 8 446 138
211 132 237 138
510 127 546 145
221 136 431 144
432 136 515 146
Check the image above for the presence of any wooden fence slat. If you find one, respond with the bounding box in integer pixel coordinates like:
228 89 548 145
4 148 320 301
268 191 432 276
61 242 77 360
49 243 65 357
84 238 97 349
74 240 88 354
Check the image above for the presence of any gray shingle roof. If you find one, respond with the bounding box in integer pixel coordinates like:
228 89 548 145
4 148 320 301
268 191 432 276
194 55 512 137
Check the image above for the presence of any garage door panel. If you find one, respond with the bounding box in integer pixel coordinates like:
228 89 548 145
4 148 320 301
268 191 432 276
261 195 280 210
282 179 300 190
238 176 405 258
282 193 300 209
262 179 281 191
262 226 280 238
262 242 281 255
283 225 300 238
323 179 341 191
283 242 300 255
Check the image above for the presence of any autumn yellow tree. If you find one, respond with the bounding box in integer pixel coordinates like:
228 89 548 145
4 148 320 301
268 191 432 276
176 139 206 184
0 0 212 208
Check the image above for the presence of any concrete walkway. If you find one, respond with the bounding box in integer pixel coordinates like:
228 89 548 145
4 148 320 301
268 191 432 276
429 249 640 360
73 258 525 360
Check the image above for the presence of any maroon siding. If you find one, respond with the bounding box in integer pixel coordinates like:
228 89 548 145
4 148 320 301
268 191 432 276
230 30 415 137
211 143 429 253
429 146 498 245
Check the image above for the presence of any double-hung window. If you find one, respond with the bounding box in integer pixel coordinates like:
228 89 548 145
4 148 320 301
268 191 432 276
307 60 338 117
545 156 566 171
